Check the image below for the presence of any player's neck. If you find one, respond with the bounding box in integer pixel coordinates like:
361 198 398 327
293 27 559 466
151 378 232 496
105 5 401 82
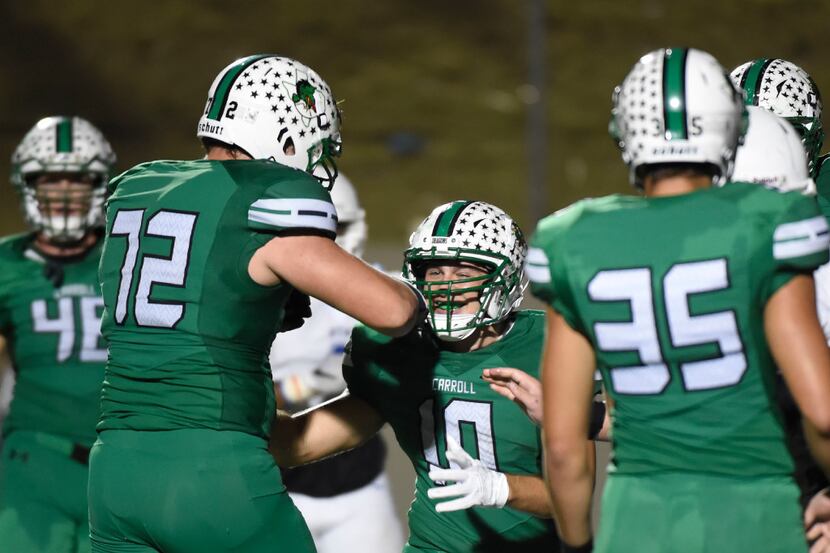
34 232 98 258
643 174 713 197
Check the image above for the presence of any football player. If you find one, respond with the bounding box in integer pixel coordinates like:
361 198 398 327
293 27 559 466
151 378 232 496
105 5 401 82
272 201 604 552
0 116 115 553
730 59 830 220
88 55 423 553
733 106 830 553
269 173 404 553
530 48 830 553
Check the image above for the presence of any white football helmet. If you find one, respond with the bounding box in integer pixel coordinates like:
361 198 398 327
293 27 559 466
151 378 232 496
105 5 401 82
730 58 823 177
732 106 815 194
330 173 367 257
403 201 527 342
11 116 116 243
197 55 342 188
611 48 746 188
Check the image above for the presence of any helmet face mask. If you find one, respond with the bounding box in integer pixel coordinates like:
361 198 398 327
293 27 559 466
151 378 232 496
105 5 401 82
406 253 518 342
24 174 104 244
197 55 342 189
611 48 745 188
11 116 115 244
307 137 341 190
403 201 527 343
730 58 824 178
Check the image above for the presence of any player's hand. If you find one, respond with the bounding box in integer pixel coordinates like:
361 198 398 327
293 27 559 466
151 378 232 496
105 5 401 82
427 436 509 512
806 488 830 552
482 367 542 426
280 290 312 332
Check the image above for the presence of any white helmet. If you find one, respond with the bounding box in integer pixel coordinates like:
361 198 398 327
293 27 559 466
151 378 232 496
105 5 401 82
732 106 815 194
730 58 823 178
11 116 116 243
197 55 342 188
403 201 527 342
611 48 746 188
330 173 367 257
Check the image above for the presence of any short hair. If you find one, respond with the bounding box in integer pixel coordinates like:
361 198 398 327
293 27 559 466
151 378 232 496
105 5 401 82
637 162 718 185
199 137 252 159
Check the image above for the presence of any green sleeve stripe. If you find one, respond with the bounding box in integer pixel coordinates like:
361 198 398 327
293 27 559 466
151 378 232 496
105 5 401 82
741 58 773 107
56 118 73 153
663 48 688 140
207 55 270 121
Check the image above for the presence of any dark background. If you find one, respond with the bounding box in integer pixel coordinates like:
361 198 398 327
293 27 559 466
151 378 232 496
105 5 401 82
2 0 827 248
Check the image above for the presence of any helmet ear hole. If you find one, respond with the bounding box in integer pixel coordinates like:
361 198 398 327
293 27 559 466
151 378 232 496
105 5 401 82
281 136 295 156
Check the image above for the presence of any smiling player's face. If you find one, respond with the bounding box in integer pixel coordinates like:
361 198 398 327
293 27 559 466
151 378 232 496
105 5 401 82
422 261 489 315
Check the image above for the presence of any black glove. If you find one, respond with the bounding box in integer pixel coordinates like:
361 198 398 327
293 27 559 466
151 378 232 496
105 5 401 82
280 290 311 332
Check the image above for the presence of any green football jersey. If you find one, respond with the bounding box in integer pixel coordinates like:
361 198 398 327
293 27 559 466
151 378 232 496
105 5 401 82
0 234 106 446
98 159 336 438
344 310 558 552
528 183 829 477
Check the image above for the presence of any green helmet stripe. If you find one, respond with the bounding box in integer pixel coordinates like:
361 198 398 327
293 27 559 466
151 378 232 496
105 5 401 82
663 48 688 140
740 58 773 107
56 118 73 153
207 55 270 121
433 201 471 237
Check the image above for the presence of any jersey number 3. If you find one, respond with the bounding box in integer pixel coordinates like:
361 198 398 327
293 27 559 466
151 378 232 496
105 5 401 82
110 209 198 328
589 258 747 395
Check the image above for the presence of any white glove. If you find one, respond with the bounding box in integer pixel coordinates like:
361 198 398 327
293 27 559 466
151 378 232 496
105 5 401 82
427 436 510 512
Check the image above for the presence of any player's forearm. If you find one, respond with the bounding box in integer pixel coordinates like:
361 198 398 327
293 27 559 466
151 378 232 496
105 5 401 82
269 394 384 468
544 440 593 545
504 474 552 518
269 407 348 467
269 409 309 467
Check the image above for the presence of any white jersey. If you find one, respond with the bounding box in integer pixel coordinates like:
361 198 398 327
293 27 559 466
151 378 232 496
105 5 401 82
270 297 356 407
815 263 830 344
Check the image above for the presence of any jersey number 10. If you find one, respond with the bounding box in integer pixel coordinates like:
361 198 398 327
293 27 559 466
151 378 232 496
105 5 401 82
419 398 499 472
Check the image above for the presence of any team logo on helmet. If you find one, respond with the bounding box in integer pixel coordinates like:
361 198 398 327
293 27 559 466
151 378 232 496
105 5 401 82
292 80 318 113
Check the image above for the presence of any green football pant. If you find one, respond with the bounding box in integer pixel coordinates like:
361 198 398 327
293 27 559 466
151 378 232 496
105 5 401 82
596 473 807 553
88 429 315 553
0 430 91 553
